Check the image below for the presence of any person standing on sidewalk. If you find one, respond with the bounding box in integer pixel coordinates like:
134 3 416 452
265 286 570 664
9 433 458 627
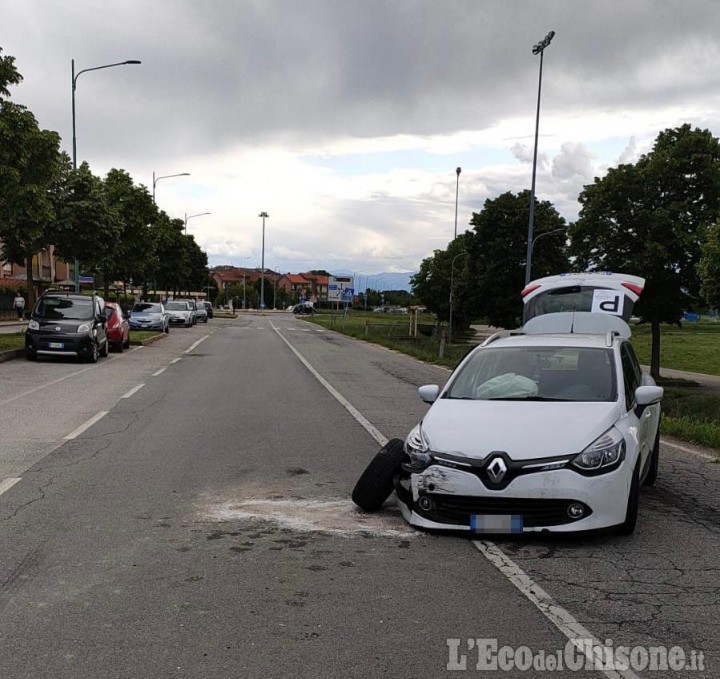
13 291 26 320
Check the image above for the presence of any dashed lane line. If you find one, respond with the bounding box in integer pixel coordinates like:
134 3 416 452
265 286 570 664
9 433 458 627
121 384 145 399
64 411 109 440
0 477 22 497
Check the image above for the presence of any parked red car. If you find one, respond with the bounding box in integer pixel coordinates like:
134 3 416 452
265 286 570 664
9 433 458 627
105 302 130 352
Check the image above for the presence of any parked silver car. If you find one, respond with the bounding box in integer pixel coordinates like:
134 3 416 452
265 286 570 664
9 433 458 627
165 300 194 327
128 302 169 333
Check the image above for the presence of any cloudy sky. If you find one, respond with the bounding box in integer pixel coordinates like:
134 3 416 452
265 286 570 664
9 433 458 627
2 1 720 281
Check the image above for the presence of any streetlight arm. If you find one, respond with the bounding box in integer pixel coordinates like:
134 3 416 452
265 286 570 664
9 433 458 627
73 60 142 87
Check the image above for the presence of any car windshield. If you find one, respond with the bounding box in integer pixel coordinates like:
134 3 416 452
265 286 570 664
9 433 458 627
35 296 94 320
165 302 188 310
446 346 617 403
133 303 161 313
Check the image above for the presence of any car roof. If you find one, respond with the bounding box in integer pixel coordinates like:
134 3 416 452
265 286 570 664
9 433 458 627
482 331 618 350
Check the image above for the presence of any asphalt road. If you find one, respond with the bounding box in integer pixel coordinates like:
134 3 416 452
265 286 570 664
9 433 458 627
0 314 716 678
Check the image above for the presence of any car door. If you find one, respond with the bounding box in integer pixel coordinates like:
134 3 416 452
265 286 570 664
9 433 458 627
620 342 656 473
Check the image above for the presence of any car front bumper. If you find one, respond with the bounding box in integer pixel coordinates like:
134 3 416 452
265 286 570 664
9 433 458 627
26 331 95 358
394 462 632 533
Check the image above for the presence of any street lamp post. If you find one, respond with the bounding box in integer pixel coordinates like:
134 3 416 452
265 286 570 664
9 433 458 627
454 167 462 239
529 227 567 272
449 251 467 346
184 211 211 235
71 58 141 292
153 172 190 203
258 212 269 310
524 30 555 286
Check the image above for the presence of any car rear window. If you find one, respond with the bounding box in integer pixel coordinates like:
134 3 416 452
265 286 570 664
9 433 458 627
133 303 161 313
165 301 188 310
35 296 94 320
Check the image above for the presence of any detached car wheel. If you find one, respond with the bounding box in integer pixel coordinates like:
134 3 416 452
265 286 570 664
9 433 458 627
352 438 406 511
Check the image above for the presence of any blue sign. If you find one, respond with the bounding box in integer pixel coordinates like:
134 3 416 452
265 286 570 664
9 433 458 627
341 288 354 303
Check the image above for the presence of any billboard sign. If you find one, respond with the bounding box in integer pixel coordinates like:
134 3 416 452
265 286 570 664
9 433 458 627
328 276 354 303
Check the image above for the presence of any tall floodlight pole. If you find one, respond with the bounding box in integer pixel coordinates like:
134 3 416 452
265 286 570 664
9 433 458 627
71 58 141 291
153 172 190 203
524 30 555 286
454 167 462 239
259 212 269 310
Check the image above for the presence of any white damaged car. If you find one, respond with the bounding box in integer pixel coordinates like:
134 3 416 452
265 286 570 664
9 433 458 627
352 273 663 535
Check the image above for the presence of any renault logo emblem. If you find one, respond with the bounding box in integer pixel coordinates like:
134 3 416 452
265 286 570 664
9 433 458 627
486 456 507 484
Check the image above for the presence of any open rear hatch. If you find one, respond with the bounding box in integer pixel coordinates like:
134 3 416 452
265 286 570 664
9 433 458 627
521 272 645 337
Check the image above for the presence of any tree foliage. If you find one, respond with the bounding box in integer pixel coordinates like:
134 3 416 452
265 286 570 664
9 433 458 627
698 219 720 310
570 124 720 376
465 191 568 329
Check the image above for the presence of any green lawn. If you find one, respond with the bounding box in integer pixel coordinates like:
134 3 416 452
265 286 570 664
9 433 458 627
0 330 161 353
630 321 720 375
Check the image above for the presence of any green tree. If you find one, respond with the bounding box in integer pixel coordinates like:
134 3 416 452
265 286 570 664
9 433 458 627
0 95 62 306
102 169 157 296
570 124 720 377
411 233 473 327
0 47 23 99
698 218 720 311
464 191 568 329
51 161 120 287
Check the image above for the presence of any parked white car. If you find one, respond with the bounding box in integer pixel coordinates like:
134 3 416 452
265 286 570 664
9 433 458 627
352 273 663 535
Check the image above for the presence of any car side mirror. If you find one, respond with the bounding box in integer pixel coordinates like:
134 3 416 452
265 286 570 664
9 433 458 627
418 384 440 404
634 385 663 417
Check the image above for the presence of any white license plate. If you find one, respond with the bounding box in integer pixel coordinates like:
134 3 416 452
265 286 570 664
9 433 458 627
48 342 64 349
470 514 524 534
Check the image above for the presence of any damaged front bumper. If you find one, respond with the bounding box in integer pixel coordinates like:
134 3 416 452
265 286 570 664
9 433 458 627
394 461 631 533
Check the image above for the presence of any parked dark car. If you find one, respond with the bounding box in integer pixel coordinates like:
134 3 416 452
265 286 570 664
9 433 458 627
293 302 316 315
128 302 169 333
194 301 208 323
25 291 109 362
202 301 213 319
105 302 130 352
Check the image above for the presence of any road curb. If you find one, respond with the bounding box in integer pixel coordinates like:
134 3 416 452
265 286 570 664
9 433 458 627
0 348 25 363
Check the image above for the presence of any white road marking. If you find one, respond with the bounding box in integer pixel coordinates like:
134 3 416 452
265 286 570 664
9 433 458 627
64 411 109 440
152 367 166 376
170 358 182 364
474 541 640 679
0 477 22 497
273 320 648 676
270 321 388 447
661 438 719 461
121 384 144 399
184 336 209 354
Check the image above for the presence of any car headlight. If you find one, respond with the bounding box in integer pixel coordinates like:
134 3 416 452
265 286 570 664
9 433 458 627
571 427 626 475
77 323 91 332
28 319 40 331
404 424 432 470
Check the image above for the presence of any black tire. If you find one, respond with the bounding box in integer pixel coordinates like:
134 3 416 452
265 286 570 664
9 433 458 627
99 339 109 358
643 428 660 486
164 324 169 334
25 349 37 361
123 334 131 349
352 439 406 511
87 341 99 363
114 341 123 353
618 460 640 535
